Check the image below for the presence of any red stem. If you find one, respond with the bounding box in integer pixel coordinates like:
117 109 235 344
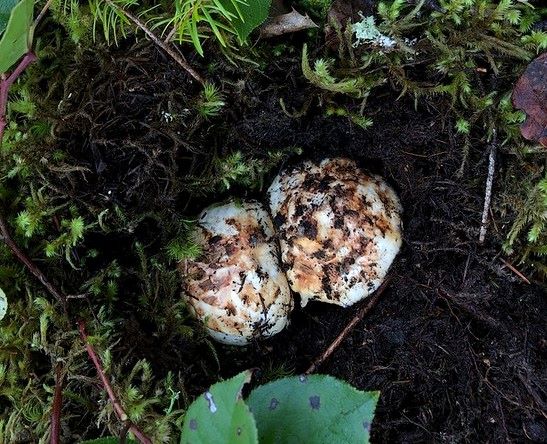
0 52 37 144
50 363 64 444
0 214 68 313
77 320 153 444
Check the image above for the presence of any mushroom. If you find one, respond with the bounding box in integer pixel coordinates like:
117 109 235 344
182 200 293 345
267 158 402 307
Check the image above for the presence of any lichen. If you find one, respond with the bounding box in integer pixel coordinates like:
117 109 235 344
351 14 396 49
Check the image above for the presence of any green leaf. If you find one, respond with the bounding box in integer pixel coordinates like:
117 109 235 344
220 0 271 43
80 438 137 444
0 287 7 321
0 0 18 34
0 0 33 74
246 374 379 444
180 371 258 444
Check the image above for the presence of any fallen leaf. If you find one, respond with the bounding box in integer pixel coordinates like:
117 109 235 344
512 52 547 147
260 9 317 38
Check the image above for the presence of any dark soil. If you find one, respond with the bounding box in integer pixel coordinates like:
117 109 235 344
50 41 547 443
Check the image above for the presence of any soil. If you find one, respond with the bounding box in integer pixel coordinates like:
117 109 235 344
50 40 547 443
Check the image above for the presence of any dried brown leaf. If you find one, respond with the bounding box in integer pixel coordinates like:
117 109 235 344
260 9 317 38
512 52 547 147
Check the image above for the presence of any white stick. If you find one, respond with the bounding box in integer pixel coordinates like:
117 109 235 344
479 132 497 244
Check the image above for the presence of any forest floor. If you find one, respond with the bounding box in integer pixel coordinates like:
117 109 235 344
46 40 546 442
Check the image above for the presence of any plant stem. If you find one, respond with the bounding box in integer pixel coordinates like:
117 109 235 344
0 52 37 144
50 363 64 444
305 278 391 374
0 212 68 313
78 320 153 444
104 0 204 84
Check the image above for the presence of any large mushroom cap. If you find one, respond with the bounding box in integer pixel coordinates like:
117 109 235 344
181 200 293 345
268 158 402 307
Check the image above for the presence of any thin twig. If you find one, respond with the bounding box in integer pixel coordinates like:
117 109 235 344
50 363 64 444
163 26 177 44
0 212 68 313
500 258 531 285
78 320 153 444
32 0 54 32
479 130 497 244
105 0 204 84
305 279 391 374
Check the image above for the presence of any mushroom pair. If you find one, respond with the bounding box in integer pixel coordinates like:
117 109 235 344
180 158 403 345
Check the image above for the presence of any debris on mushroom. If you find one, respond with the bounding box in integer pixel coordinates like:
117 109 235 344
181 200 293 345
267 158 402 307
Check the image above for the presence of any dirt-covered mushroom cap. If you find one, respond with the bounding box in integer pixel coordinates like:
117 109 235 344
268 158 402 307
181 200 293 345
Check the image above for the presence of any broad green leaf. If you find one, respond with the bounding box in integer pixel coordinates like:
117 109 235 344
220 0 271 43
80 438 137 444
0 0 18 34
0 287 6 320
0 0 33 74
180 371 258 444
246 374 379 444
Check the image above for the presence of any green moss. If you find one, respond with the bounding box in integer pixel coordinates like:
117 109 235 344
295 0 333 20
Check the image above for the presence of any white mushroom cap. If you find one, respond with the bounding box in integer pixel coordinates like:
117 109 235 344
268 158 402 307
181 200 293 345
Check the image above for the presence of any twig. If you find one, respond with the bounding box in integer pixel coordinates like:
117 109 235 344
479 130 497 244
32 0 54 33
0 52 37 143
77 320 153 444
50 363 64 444
105 0 204 84
163 26 177 44
305 279 391 374
0 212 68 313
500 258 531 285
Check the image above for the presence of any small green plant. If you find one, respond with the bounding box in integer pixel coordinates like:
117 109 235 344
197 82 225 118
295 0 332 20
302 0 546 133
166 218 203 262
184 148 302 193
504 175 547 277
89 0 272 55
180 371 379 444
302 44 385 98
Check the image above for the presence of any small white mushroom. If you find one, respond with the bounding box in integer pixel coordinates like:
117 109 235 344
181 200 293 345
267 158 402 307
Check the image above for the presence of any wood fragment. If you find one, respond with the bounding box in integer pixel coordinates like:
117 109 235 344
105 0 204 84
305 279 390 374
479 132 497 244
